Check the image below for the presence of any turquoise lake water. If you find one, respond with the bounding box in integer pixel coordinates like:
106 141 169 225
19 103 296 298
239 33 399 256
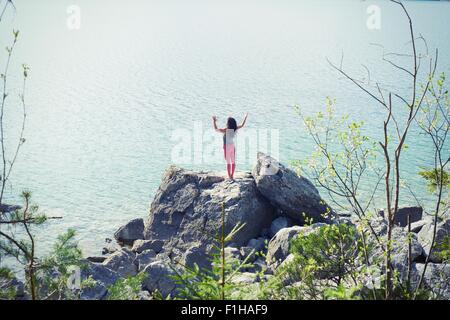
0 0 449 256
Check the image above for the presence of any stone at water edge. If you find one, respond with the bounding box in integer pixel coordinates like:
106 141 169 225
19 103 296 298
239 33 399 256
114 218 145 245
252 152 334 224
143 167 276 270
379 206 423 228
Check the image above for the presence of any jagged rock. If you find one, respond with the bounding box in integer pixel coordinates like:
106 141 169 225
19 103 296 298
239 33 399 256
252 153 333 224
270 216 294 237
181 243 212 270
102 248 137 278
143 167 275 270
142 261 179 298
415 263 450 299
80 261 119 300
131 239 164 254
418 218 450 263
135 249 157 272
379 207 423 228
114 218 144 245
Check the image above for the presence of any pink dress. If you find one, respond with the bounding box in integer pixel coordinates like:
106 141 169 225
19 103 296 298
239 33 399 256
223 129 236 165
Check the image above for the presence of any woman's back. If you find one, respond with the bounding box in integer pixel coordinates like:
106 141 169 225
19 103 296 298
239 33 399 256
224 128 236 145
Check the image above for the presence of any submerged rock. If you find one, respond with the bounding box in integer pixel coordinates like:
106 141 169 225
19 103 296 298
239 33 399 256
252 153 333 224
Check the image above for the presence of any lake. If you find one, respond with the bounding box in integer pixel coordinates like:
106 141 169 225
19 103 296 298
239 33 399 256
0 0 449 257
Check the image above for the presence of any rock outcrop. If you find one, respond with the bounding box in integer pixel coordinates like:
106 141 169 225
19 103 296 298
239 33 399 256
143 166 276 269
75 152 447 300
252 153 333 224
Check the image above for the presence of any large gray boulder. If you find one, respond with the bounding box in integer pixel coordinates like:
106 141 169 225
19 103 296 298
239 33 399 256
266 225 312 268
114 218 145 245
79 261 120 300
389 228 424 275
418 218 450 263
142 261 179 298
102 248 137 278
143 167 275 269
252 153 333 224
414 263 450 299
379 206 423 228
135 249 158 272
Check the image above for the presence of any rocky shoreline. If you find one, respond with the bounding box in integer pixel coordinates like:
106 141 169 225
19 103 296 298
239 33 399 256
3 153 448 300
80 152 448 299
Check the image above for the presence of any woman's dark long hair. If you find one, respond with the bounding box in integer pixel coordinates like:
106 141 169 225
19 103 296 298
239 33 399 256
227 117 238 130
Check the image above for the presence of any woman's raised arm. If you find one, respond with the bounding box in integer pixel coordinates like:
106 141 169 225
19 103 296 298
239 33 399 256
237 113 249 130
212 116 226 133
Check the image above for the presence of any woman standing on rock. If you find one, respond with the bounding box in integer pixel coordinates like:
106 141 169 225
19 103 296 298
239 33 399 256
212 113 248 180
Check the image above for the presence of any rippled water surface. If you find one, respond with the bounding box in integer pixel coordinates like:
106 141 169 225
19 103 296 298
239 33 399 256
0 0 449 256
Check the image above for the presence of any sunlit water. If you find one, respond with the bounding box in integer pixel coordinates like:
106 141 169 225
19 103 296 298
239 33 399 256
0 0 449 258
